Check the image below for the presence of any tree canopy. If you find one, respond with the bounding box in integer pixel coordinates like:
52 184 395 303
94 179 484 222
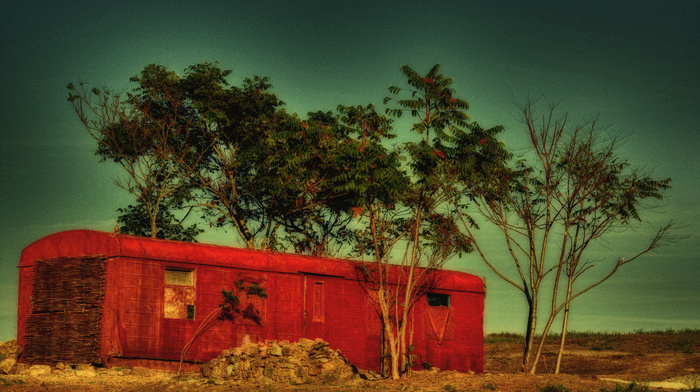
69 63 673 378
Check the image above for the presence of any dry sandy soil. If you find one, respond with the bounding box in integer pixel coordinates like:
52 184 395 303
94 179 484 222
1 331 698 392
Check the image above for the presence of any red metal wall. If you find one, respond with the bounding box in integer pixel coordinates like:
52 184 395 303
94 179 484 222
18 230 484 373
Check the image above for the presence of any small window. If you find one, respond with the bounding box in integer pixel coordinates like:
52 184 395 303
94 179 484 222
165 269 194 285
427 293 450 307
164 268 196 320
186 304 196 320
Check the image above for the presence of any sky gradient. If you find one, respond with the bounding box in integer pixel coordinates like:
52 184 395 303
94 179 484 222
1 0 699 342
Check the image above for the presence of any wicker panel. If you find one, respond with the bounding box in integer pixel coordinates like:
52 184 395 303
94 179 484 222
23 257 105 365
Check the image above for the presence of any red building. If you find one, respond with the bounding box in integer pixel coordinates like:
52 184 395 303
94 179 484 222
17 230 485 373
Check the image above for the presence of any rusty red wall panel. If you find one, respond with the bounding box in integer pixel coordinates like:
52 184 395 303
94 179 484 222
101 258 121 359
262 274 303 345
119 259 162 358
161 318 198 359
419 291 484 373
326 281 367 367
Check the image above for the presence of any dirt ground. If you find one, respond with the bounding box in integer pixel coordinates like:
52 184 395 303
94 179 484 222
1 331 698 392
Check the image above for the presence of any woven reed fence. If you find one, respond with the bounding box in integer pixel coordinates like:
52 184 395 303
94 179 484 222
23 256 105 365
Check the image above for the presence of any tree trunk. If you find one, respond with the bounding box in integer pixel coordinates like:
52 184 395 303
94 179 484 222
378 285 401 380
390 346 400 380
150 215 158 238
555 280 573 374
529 314 556 374
399 320 407 375
384 320 401 379
554 306 570 374
522 292 537 372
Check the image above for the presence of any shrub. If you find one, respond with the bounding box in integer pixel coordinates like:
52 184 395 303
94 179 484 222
538 384 570 392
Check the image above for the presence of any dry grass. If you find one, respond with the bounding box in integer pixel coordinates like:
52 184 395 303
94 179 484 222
1 330 698 391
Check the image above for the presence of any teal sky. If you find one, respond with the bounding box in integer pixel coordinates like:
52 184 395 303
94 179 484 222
1 1 699 341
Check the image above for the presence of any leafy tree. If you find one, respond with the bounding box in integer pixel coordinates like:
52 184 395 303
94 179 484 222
67 65 207 240
184 73 289 249
116 196 202 241
459 101 673 373
270 109 366 257
69 62 374 252
352 65 508 379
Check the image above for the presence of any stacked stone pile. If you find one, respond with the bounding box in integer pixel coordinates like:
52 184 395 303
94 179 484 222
200 338 379 384
0 340 22 374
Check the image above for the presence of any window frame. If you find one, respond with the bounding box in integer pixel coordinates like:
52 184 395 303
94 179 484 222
426 292 450 307
163 267 196 320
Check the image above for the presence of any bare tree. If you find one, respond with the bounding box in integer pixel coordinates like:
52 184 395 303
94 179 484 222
459 101 672 373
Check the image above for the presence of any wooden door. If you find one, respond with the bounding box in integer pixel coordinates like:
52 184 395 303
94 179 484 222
303 275 332 341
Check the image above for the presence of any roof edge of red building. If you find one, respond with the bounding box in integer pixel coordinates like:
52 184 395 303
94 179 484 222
19 229 484 293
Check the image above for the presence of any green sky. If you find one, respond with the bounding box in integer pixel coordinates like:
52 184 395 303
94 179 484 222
1 0 698 341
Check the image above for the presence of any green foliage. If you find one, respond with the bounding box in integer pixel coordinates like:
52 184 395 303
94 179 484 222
482 381 498 390
345 64 509 380
352 64 508 262
69 62 510 274
672 333 696 354
67 63 218 240
599 382 651 392
538 384 571 392
0 378 26 386
484 333 526 344
117 201 203 241
443 384 458 392
219 280 267 324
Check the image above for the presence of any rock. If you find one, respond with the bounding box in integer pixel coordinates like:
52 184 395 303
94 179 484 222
201 361 216 378
132 366 153 377
0 340 22 375
295 365 308 378
246 344 259 357
74 364 98 378
28 364 52 377
0 356 17 374
15 363 29 374
200 338 359 385
0 340 22 356
74 367 98 378
208 365 223 380
263 366 274 378
321 360 338 373
269 345 283 356
297 338 315 347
